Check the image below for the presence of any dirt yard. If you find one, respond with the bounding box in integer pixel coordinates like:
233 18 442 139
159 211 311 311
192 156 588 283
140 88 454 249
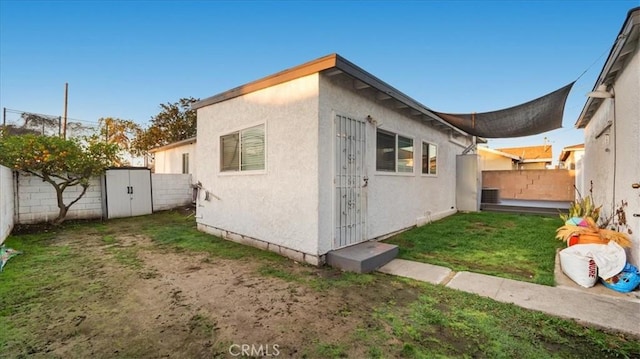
3 211 639 358
10 218 420 358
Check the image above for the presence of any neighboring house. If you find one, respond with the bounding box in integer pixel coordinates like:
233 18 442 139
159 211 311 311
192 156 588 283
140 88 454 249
496 145 553 169
149 137 196 175
192 53 475 265
558 143 585 197
477 146 522 171
575 7 640 267
558 144 585 170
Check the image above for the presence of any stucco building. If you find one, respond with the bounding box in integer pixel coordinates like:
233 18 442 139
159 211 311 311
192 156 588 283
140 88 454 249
191 54 476 265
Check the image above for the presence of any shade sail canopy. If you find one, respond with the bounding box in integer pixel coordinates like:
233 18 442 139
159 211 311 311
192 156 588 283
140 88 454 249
433 82 575 138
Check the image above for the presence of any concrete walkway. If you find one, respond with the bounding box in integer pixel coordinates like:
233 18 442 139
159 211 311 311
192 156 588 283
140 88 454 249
378 259 640 337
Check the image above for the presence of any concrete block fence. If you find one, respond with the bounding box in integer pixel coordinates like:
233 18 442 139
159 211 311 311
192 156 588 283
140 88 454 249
0 169 193 243
151 174 193 211
482 169 576 202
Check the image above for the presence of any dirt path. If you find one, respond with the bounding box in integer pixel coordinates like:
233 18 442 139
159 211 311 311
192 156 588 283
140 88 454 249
41 230 418 358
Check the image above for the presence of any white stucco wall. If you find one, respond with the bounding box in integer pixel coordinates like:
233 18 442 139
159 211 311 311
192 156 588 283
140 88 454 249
17 173 103 224
0 165 15 244
318 74 470 255
195 74 321 256
153 142 196 175
151 174 193 211
478 151 514 171
583 49 640 266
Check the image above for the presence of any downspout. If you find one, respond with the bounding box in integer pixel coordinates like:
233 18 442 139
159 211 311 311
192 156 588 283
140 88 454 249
611 86 617 221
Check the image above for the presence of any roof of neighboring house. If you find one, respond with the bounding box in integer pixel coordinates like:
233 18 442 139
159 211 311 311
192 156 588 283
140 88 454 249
192 53 471 138
149 137 197 153
477 146 522 161
558 143 585 162
576 7 640 128
496 145 553 163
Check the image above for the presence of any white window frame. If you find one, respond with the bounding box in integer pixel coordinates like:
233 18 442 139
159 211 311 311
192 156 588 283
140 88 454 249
220 124 266 173
421 141 438 176
375 128 414 175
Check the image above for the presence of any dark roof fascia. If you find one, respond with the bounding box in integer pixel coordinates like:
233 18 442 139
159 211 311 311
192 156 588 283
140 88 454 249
149 136 197 153
576 7 640 128
192 54 472 137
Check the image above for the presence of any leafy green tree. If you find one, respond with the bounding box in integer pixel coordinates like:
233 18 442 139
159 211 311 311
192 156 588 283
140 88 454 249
98 117 140 150
0 135 120 225
98 117 141 165
131 97 198 155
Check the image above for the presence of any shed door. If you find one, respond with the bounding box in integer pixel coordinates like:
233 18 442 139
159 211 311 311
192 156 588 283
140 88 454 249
334 114 366 249
105 169 152 219
106 170 133 219
129 170 152 216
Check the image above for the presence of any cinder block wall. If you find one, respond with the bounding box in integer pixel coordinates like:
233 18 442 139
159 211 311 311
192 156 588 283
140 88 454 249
151 174 193 211
0 165 15 244
16 173 103 224
482 169 575 201
11 172 192 225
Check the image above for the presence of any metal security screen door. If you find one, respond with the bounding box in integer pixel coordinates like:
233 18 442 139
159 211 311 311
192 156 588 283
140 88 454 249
334 114 367 249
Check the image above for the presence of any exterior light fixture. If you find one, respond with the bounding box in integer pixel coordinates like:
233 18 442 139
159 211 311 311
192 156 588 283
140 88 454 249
587 84 614 98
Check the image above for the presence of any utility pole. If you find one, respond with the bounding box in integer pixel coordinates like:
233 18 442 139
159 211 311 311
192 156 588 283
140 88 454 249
63 83 68 139
2 107 6 129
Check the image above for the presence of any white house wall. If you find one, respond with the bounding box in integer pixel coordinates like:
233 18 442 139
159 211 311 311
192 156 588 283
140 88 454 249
195 74 321 257
583 49 640 266
0 165 15 244
611 48 639 266
153 143 196 175
318 74 469 255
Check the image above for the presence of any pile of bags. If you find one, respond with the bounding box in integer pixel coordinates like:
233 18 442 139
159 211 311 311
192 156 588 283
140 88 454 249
557 217 640 293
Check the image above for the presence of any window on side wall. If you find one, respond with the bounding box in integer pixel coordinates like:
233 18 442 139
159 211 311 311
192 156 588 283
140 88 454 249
182 153 189 174
376 129 414 173
220 124 265 172
422 142 437 175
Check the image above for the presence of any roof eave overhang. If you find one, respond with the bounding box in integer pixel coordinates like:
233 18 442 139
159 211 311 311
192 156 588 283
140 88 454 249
576 7 640 129
477 147 522 160
149 136 197 153
192 53 473 138
521 158 552 163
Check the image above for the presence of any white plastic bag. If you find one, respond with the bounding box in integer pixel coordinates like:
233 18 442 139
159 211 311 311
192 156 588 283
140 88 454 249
559 244 601 287
590 240 626 280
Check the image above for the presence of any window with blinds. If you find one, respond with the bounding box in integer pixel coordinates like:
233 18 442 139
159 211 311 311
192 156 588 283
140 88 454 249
376 129 414 173
220 124 265 172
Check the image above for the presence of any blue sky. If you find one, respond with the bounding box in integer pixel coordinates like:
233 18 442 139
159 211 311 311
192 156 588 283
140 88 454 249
0 0 636 162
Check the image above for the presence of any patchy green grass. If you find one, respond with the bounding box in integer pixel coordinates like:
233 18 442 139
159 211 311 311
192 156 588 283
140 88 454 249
365 279 640 359
2 210 638 359
0 231 109 354
385 212 565 285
